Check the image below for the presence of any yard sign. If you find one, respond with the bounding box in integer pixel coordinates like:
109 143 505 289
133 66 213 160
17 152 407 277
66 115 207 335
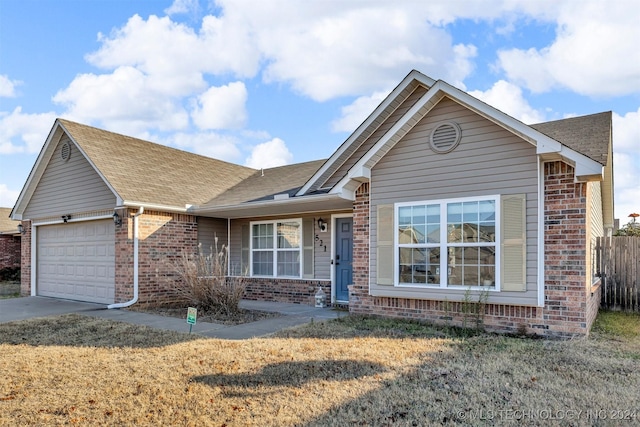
187 307 197 333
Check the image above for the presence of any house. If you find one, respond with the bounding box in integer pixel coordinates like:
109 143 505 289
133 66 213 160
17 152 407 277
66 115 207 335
0 207 21 277
11 70 613 337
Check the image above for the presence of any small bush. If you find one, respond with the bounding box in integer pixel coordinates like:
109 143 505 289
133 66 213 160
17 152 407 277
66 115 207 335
172 242 246 316
0 267 20 282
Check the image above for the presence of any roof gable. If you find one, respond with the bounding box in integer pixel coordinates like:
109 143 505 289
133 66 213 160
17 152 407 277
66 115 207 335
13 119 257 218
305 72 609 199
297 70 436 196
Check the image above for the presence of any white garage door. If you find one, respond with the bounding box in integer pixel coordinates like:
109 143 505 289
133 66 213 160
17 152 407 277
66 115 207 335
37 219 115 304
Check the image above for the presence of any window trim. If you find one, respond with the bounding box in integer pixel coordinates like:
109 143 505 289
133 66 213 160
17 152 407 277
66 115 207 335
249 218 303 278
394 195 501 291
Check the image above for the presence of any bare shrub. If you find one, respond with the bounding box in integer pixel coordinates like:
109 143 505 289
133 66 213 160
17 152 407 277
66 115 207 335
172 241 246 316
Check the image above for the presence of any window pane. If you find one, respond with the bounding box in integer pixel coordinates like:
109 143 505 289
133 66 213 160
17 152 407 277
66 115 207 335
252 223 273 249
426 224 440 243
479 200 495 221
478 223 495 242
412 205 426 225
447 203 462 223
399 206 411 226
252 251 273 276
277 222 300 249
462 201 479 223
277 251 300 276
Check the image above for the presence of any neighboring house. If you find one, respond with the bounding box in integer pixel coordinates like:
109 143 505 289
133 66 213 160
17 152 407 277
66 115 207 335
11 70 614 337
0 207 21 273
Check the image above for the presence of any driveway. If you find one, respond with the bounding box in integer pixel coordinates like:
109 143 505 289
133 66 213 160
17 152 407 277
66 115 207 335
0 296 106 323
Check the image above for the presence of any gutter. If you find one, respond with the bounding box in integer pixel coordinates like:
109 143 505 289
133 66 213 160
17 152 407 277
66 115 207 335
107 207 144 309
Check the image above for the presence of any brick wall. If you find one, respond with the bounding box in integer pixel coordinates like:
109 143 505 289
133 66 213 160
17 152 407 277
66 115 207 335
542 161 593 337
349 162 599 338
114 209 198 305
20 221 31 296
243 278 331 305
0 235 21 269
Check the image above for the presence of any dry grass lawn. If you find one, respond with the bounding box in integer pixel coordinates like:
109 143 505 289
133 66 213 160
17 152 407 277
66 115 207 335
1 311 639 426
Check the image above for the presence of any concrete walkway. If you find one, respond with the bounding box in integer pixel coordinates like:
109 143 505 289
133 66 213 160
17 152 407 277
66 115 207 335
0 297 346 340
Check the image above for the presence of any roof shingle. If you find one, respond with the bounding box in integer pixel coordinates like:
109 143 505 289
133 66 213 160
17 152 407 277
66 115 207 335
59 119 256 208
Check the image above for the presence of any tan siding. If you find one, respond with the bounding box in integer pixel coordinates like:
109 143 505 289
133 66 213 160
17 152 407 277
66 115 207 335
322 85 429 189
228 213 345 279
196 217 228 255
24 138 116 219
369 97 539 306
587 181 604 284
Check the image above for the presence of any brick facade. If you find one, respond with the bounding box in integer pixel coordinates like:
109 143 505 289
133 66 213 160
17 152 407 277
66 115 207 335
0 235 21 269
243 278 331 305
114 209 198 305
349 162 601 338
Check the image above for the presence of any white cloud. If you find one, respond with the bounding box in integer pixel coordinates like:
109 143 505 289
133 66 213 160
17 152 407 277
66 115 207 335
0 75 21 98
0 107 57 154
0 184 20 208
52 66 190 134
331 91 388 133
245 138 293 169
612 108 640 221
243 4 478 101
468 80 546 124
164 0 199 16
191 82 247 130
497 1 640 96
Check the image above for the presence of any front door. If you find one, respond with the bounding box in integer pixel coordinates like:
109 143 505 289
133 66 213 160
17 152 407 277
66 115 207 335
335 217 353 302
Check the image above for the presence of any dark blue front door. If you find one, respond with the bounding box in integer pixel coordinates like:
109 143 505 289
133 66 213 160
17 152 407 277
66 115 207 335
335 218 353 302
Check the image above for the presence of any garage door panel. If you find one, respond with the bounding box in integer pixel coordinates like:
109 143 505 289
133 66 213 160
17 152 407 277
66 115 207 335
37 219 115 304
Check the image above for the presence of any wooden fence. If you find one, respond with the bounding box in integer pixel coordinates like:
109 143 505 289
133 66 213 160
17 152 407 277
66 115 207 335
596 236 640 311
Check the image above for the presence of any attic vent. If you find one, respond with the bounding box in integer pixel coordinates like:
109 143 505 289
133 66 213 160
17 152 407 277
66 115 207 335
60 141 72 162
429 122 461 154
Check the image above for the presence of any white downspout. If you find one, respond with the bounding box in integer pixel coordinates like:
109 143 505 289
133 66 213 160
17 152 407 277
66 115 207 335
108 207 144 309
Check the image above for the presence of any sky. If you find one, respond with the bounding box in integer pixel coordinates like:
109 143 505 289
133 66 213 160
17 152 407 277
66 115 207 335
0 0 639 223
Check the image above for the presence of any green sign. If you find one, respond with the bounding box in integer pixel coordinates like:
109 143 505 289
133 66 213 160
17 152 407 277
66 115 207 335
187 307 197 325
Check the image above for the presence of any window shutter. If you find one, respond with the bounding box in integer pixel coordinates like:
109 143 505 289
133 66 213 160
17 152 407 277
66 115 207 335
240 224 250 276
377 204 394 285
501 194 526 291
302 218 314 278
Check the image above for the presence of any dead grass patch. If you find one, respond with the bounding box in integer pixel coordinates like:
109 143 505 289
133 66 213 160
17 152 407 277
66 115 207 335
127 302 281 325
0 281 20 299
1 312 639 426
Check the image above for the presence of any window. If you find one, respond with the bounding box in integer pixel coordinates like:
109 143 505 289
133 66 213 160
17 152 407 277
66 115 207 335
251 220 301 277
396 196 499 288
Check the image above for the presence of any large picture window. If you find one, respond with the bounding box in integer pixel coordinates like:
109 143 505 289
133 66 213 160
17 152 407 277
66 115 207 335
396 196 499 288
251 220 301 277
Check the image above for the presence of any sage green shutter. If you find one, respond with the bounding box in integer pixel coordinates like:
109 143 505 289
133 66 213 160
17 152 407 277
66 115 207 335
240 224 250 276
377 204 394 285
501 194 526 291
302 218 314 278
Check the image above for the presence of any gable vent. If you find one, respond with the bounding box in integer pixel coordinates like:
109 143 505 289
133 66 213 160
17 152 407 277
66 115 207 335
429 122 461 154
60 141 72 162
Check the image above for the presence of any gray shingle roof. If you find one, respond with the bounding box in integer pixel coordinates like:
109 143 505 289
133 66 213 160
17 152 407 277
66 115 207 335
201 159 326 207
59 119 256 208
530 111 611 166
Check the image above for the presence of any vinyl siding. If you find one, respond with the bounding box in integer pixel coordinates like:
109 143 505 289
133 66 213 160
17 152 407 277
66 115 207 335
320 84 429 190
196 217 228 255
23 138 116 219
369 97 539 306
588 181 604 284
228 213 342 279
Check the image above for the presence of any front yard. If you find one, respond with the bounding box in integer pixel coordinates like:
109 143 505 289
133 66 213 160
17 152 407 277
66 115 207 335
0 311 639 426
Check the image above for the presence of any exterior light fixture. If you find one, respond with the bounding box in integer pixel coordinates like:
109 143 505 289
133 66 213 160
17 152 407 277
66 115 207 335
61 215 71 223
113 211 122 226
17 224 25 235
317 218 327 232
